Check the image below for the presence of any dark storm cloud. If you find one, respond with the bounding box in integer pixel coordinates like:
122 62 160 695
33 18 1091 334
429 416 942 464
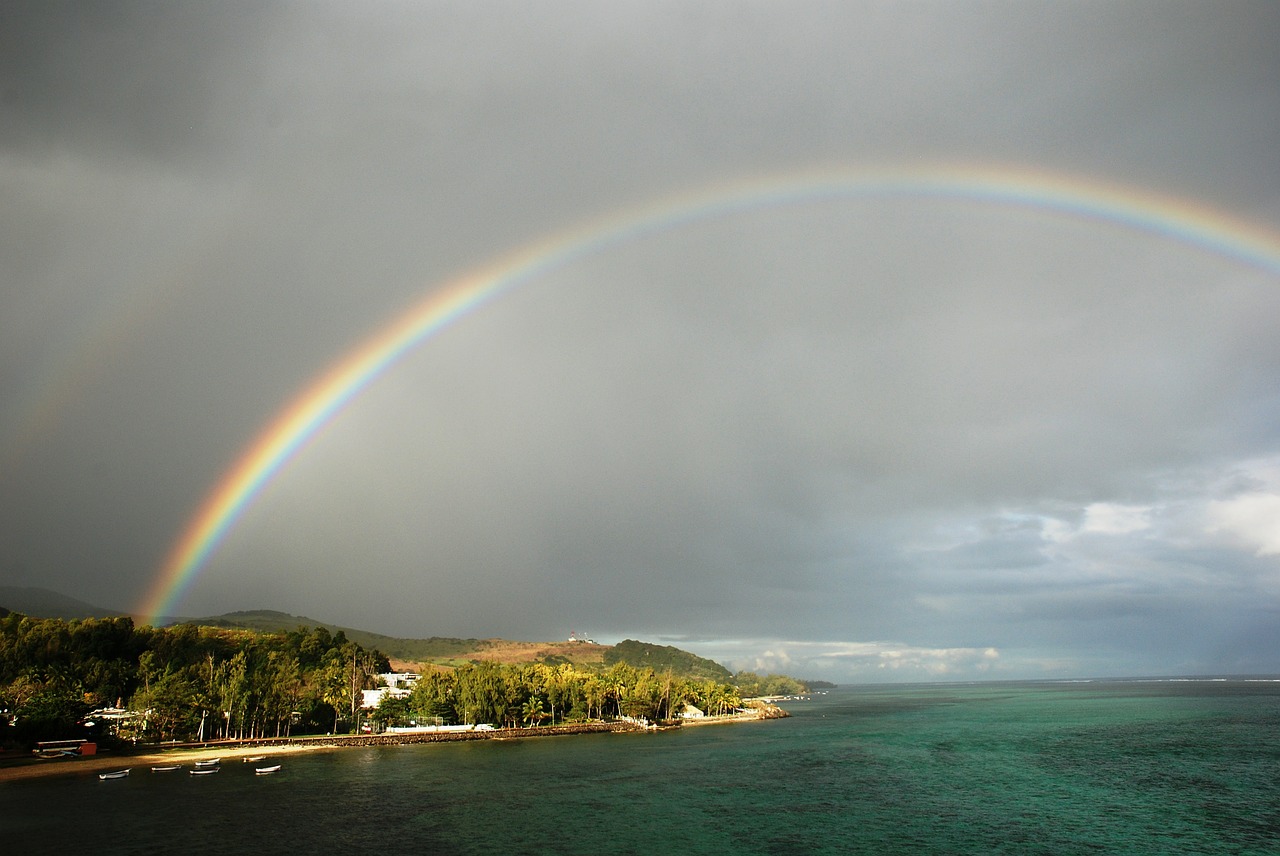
3 2 1279 681
0 1 283 165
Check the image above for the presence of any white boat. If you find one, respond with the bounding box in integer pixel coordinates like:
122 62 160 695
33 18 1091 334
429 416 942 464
98 769 130 780
254 764 282 775
193 758 221 768
244 755 267 762
150 765 182 772
189 767 220 775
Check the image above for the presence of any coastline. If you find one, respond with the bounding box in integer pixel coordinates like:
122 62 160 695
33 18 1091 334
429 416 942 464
0 720 650 784
0 741 328 784
0 703 793 784
678 711 771 727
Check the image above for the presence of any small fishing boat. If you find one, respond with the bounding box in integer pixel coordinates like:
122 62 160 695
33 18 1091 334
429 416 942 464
254 764 282 775
193 758 221 768
244 755 267 762
189 767 220 775
99 769 130 780
151 765 182 772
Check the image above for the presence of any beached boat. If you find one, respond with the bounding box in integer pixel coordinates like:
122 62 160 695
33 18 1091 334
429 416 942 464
254 764 281 775
36 748 79 759
151 765 182 772
189 767 220 775
193 758 221 768
98 769 130 780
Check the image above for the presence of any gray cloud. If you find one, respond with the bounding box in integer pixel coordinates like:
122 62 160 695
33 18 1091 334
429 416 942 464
3 2 1279 680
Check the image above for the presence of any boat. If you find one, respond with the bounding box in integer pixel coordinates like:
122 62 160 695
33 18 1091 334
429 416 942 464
36 748 79 759
244 755 267 762
254 764 282 775
151 765 182 772
189 767 220 775
98 769 130 780
193 758 221 768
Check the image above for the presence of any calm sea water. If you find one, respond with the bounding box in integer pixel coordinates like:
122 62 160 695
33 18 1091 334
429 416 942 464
5 680 1279 855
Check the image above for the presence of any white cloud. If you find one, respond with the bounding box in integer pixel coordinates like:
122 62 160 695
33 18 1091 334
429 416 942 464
1206 493 1280 556
1043 502 1153 545
706 639 1003 681
1081 503 1152 535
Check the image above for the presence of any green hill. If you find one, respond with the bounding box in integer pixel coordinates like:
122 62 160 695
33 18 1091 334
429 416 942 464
0 592 743 684
604 639 733 682
190 614 734 681
186 609 485 662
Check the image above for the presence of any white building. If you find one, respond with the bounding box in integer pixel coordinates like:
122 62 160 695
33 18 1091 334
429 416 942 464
361 686 413 710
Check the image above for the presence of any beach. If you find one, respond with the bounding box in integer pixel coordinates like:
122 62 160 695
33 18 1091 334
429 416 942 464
0 720 648 784
0 740 329 784
0 707 788 784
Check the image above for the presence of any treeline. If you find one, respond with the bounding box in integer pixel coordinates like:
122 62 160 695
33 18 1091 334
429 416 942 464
732 671 810 698
373 661 743 729
0 611 388 747
0 613 762 748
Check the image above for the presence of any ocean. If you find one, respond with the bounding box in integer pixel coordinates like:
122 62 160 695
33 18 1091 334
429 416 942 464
5 679 1278 854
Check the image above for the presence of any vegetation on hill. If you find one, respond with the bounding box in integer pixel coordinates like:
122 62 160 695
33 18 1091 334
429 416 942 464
604 639 734 682
193 610 486 663
0 596 822 695
0 612 788 749
732 671 811 698
0 612 389 747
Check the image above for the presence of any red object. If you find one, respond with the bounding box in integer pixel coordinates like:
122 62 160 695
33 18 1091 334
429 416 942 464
80 742 97 756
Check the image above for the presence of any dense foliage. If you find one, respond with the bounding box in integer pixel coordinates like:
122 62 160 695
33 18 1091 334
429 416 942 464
0 612 388 747
374 661 742 729
0 614 754 749
732 671 810 698
603 639 733 682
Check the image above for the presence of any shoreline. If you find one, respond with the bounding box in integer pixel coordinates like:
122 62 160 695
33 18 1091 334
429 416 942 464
0 739 345 784
0 721 649 784
1 706 789 785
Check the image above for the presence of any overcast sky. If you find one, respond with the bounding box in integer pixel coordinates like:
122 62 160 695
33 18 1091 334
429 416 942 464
4 2 1280 682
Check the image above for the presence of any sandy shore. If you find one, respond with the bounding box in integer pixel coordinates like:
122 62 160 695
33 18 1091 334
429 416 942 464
0 723 628 783
0 711 783 784
0 741 335 784
677 711 766 727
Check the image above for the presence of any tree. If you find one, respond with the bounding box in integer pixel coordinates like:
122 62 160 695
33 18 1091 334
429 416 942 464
375 693 412 728
521 694 545 728
216 651 249 739
131 669 199 741
319 651 351 733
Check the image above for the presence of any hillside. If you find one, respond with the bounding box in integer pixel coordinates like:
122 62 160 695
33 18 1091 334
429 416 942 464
186 609 486 662
190 611 612 672
0 593 734 682
605 639 733 682
0 585 128 621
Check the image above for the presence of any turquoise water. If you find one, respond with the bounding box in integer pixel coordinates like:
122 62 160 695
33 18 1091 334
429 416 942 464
5 680 1279 854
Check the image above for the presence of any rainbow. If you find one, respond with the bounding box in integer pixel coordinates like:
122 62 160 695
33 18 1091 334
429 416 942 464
138 162 1280 623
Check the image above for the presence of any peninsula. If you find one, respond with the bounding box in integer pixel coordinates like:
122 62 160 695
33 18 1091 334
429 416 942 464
0 604 812 781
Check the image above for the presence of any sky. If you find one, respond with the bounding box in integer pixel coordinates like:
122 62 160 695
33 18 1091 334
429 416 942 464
3 2 1280 682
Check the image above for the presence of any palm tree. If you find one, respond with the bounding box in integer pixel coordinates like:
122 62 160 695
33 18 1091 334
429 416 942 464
521 695 545 728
